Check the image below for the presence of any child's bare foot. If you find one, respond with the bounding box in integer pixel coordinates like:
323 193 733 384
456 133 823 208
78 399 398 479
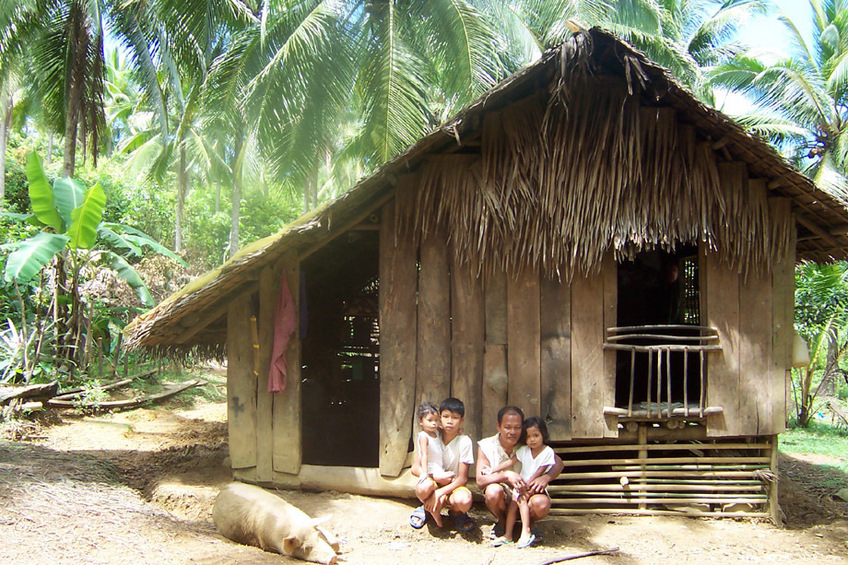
428 508 443 527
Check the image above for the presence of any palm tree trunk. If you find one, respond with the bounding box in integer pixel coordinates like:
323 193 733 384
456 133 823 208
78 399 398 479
0 94 11 201
63 86 81 178
175 143 188 252
46 130 54 166
229 134 244 259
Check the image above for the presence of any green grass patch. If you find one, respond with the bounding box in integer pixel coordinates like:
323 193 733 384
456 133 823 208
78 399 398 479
781 420 848 474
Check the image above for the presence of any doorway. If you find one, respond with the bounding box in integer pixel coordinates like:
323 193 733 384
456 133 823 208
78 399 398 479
614 246 701 408
301 229 380 467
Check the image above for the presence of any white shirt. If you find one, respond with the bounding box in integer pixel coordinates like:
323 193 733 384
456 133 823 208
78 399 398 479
442 434 474 475
417 430 444 475
477 434 517 471
515 444 556 482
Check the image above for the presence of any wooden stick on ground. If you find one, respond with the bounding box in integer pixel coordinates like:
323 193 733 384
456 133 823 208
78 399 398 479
46 380 205 409
537 547 620 565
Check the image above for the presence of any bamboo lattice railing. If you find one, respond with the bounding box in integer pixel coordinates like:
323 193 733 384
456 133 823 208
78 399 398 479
603 325 723 420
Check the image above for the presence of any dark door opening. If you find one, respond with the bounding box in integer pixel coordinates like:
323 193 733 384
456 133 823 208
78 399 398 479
615 247 702 409
301 229 380 467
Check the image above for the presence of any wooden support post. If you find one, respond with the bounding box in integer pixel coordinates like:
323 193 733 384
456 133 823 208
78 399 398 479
255 266 276 482
272 254 302 475
638 423 647 510
227 292 258 470
379 198 419 477
771 198 794 433
768 434 781 525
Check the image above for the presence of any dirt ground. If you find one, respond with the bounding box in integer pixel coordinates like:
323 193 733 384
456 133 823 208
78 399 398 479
2 398 847 565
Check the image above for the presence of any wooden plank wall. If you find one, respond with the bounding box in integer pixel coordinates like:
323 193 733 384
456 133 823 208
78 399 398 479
451 257 485 443
705 164 782 437
415 230 452 411
227 292 258 475
571 254 617 438
483 271 509 433
540 273 572 440
771 199 795 433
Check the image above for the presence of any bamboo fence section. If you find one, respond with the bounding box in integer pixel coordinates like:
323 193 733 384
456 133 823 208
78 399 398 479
547 430 777 517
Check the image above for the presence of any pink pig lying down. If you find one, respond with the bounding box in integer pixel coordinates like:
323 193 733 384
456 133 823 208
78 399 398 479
212 482 339 565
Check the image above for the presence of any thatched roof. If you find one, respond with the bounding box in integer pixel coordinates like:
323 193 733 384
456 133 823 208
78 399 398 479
127 28 848 353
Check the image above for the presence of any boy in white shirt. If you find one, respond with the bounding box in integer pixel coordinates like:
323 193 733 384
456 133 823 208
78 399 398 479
421 397 475 532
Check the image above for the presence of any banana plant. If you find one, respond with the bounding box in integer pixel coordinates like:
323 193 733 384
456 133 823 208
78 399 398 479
2 152 185 370
2 152 185 307
2 152 186 371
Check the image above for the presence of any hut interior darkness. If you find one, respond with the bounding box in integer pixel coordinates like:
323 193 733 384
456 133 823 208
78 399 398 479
301 227 380 468
126 28 848 520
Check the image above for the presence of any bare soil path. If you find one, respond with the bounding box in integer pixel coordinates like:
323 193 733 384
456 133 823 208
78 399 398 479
1 399 847 564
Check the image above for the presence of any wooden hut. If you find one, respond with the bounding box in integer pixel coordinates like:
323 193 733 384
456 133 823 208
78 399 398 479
127 29 848 520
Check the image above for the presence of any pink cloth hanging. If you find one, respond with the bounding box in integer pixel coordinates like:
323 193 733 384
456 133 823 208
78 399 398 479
268 269 297 393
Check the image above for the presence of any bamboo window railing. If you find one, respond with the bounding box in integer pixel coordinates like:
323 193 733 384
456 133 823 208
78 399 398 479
603 325 723 420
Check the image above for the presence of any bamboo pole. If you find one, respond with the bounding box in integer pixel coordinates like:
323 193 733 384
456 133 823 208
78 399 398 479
551 496 766 504
557 470 762 479
549 508 769 518
561 456 771 466
554 442 772 454
549 484 764 492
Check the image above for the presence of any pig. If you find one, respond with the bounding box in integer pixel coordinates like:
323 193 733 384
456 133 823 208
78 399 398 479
212 482 339 564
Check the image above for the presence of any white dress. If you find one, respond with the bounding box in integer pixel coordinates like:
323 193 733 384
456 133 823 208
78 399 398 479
515 444 555 482
417 430 444 475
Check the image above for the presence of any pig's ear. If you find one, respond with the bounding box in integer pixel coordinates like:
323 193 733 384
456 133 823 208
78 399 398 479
309 515 333 528
283 535 302 554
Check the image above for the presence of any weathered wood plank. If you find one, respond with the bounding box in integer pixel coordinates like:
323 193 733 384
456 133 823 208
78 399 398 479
704 248 741 438
255 266 276 482
571 266 606 438
740 254 772 435
379 198 419 477
415 229 451 413
602 252 619 437
227 292 257 469
483 269 509 433
451 256 485 442
507 267 541 416
771 199 794 433
272 254 301 474
540 273 572 441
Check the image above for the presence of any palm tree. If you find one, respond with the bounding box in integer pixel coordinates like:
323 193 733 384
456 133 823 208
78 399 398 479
207 0 506 213
709 0 848 197
0 0 169 178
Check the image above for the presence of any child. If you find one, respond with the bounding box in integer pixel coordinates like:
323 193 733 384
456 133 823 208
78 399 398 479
410 402 455 529
493 417 555 549
421 397 475 532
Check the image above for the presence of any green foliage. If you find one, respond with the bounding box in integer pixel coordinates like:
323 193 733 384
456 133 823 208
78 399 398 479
72 379 109 412
0 153 184 382
793 261 848 426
